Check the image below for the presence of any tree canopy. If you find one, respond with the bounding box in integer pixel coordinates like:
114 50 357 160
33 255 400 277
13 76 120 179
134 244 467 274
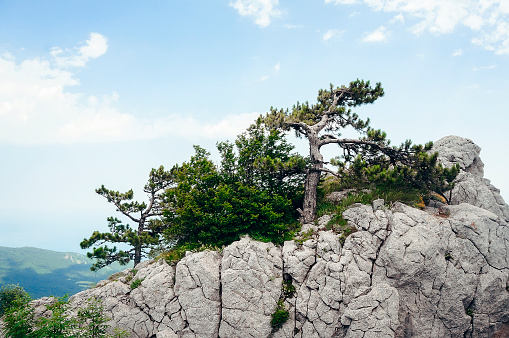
162 122 306 248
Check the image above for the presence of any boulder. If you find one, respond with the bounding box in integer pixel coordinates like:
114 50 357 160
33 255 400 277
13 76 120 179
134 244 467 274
432 135 509 222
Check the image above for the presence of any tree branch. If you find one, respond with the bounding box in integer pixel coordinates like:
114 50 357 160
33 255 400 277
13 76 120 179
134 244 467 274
284 121 310 135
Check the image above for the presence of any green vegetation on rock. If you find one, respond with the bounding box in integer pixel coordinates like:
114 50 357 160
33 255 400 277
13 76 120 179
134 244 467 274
0 286 129 338
80 80 458 270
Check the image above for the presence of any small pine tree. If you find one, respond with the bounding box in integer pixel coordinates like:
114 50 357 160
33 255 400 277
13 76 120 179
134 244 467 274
81 166 173 270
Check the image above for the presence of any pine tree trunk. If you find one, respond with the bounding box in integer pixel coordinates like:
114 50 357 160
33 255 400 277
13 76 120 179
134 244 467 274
134 245 141 266
134 219 144 266
302 170 320 223
301 132 323 223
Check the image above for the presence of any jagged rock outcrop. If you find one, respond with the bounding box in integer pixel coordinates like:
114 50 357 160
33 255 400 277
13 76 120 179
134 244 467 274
3 136 509 338
61 199 509 338
432 135 509 222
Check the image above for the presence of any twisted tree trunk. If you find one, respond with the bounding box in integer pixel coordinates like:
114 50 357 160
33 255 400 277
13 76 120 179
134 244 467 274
301 131 323 224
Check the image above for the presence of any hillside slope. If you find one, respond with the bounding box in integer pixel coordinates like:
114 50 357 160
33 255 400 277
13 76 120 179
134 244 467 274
0 246 131 298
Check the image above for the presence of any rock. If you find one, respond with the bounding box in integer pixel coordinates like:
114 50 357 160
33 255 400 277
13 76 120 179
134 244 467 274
292 230 343 338
326 189 371 203
31 296 58 319
174 250 221 337
317 214 332 228
372 198 385 211
432 135 509 222
341 283 399 338
326 189 358 203
433 135 484 175
219 236 283 338
19 200 509 337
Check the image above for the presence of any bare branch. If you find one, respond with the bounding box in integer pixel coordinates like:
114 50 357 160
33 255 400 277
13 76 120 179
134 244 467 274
316 167 341 177
285 121 310 135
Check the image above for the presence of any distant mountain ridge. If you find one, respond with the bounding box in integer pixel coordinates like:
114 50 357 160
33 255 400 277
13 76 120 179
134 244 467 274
0 246 131 299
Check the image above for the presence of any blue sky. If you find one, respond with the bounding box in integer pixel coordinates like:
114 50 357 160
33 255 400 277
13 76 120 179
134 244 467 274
0 0 508 253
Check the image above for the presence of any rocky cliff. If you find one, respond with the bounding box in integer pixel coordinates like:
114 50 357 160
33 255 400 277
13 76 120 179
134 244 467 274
5 136 509 338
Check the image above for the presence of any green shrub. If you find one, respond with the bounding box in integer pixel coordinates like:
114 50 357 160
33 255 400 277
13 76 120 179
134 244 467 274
156 243 222 266
0 285 29 316
0 288 34 338
445 251 453 261
282 280 296 299
270 279 295 332
270 300 289 329
32 296 75 338
163 122 306 251
130 278 144 290
0 288 129 338
294 228 314 245
77 297 126 338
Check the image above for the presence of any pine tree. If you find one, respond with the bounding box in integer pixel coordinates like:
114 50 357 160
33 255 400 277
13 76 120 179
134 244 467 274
81 166 172 270
260 79 459 223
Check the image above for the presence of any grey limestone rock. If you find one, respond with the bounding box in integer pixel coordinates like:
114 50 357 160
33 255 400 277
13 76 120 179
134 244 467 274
174 250 221 338
219 236 283 338
9 200 509 338
372 202 509 337
69 260 175 337
432 135 509 222
341 283 399 338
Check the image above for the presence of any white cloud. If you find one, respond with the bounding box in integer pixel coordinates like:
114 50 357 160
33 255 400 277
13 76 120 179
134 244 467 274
390 14 405 23
362 26 388 42
229 0 281 27
260 75 270 81
51 33 108 68
473 64 497 71
323 29 344 41
325 0 509 55
173 112 260 140
452 48 464 56
284 23 303 29
274 62 281 72
0 35 258 144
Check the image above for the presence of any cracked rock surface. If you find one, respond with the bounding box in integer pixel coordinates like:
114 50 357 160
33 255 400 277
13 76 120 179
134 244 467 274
10 201 509 338
62 199 509 338
432 135 509 222
219 237 283 338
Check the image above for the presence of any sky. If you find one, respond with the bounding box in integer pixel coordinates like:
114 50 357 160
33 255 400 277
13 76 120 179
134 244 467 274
0 0 508 253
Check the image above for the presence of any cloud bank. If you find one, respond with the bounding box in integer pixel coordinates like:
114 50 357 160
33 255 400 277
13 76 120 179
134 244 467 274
326 0 509 55
0 33 259 145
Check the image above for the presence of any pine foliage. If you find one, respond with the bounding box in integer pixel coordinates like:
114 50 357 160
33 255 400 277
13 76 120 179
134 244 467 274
163 122 306 248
